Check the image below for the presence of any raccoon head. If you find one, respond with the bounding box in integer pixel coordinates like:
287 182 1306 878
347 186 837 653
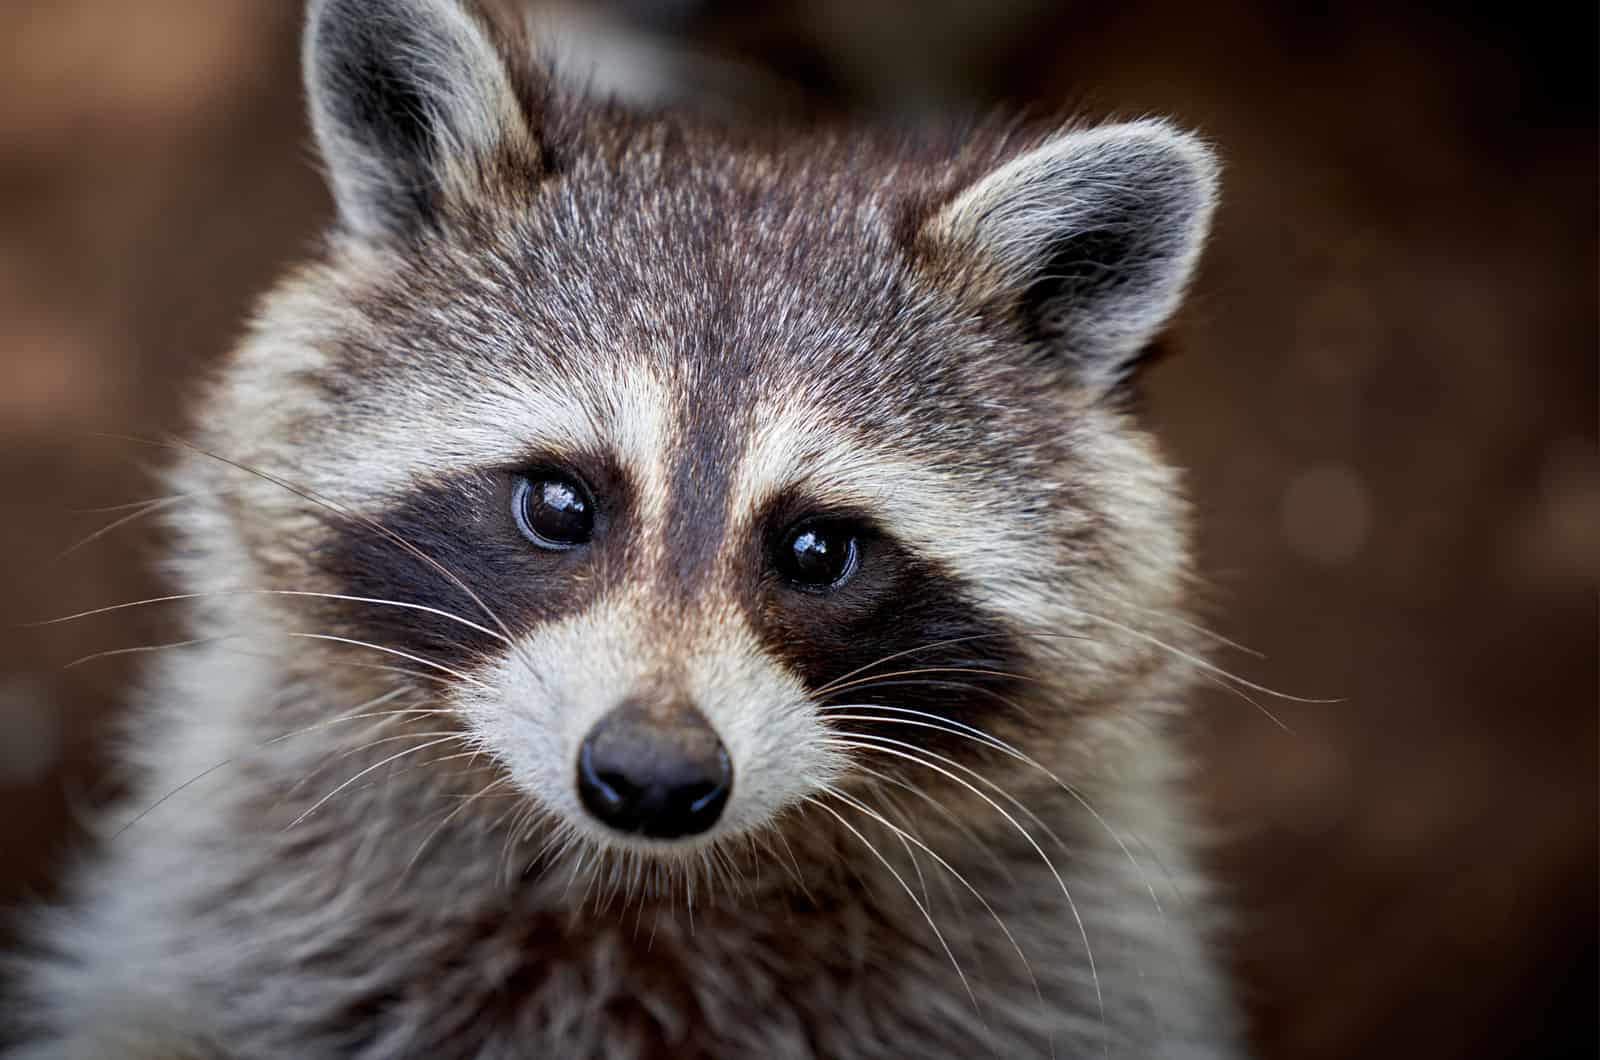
199 0 1216 868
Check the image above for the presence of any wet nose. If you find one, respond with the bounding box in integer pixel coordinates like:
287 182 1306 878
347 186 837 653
577 700 732 839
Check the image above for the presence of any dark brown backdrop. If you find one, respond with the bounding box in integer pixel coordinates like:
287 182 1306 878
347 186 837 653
1 3 1594 1057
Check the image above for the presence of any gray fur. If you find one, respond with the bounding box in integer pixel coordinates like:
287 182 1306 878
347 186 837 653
305 0 538 236
7 0 1240 1056
923 123 1219 391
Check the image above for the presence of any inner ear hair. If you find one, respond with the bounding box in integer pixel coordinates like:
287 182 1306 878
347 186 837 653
304 0 542 237
920 120 1220 394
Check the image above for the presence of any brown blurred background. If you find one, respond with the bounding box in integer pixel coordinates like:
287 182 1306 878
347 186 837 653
1 2 1594 1057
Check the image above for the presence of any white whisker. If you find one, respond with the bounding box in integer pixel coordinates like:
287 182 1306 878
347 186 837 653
33 588 506 646
56 494 188 561
821 665 1036 699
285 734 465 831
824 785 1053 1057
284 728 468 800
812 631 1083 699
400 775 513 886
284 633 491 689
1035 614 1331 708
848 761 1017 887
823 736 1105 1050
108 688 422 838
804 794 982 1020
63 636 228 670
821 704 1165 918
822 722 1073 854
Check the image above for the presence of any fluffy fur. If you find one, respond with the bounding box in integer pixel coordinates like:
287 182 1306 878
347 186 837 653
7 0 1240 1056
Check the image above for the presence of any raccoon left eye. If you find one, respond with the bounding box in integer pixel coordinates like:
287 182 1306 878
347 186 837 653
775 521 860 590
513 473 594 550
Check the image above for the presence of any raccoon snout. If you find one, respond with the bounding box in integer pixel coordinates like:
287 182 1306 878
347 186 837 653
576 700 733 840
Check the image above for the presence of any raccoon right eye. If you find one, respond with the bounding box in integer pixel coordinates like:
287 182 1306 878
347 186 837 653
513 473 595 550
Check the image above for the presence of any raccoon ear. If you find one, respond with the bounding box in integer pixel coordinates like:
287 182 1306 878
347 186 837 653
304 0 538 236
922 121 1219 391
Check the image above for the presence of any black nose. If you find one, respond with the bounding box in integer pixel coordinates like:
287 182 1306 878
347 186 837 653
577 700 732 839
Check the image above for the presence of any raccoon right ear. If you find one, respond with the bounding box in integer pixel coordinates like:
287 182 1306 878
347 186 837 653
304 0 539 237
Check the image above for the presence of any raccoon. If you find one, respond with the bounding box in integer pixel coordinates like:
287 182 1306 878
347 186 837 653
7 0 1241 1055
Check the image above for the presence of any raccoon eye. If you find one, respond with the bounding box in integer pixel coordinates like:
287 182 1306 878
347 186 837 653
513 474 594 550
775 521 860 590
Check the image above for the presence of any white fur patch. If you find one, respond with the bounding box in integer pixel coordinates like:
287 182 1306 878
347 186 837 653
302 356 676 525
461 593 844 856
729 400 1069 618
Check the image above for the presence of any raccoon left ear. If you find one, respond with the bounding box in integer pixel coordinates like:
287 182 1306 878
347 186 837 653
921 121 1219 391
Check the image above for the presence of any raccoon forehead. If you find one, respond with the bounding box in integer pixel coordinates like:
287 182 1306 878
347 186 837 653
297 251 1050 515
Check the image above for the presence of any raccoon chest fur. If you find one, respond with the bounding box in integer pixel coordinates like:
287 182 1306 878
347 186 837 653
86 768 1216 1059
7 0 1244 1057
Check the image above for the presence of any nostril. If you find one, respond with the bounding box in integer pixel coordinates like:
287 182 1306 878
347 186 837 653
576 703 733 840
687 751 732 815
577 742 630 815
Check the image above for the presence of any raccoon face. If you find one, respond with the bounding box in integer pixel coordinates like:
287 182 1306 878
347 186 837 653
219 0 1215 860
